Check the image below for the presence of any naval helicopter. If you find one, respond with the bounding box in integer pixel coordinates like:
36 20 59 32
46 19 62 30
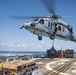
10 0 76 42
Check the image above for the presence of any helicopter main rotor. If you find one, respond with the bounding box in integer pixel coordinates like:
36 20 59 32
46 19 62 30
10 0 63 20
10 0 73 20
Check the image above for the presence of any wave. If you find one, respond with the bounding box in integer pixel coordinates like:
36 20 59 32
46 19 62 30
0 51 46 56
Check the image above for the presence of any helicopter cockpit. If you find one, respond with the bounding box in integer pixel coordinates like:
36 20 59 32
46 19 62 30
33 19 39 22
38 19 44 24
33 18 44 24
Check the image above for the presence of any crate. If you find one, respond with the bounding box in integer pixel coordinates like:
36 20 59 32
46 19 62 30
64 50 74 58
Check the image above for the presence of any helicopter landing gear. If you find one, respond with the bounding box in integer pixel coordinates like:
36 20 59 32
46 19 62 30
38 35 42 41
50 36 55 40
50 35 55 40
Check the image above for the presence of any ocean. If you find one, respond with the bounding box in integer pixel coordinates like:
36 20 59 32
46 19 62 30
0 51 46 57
0 51 47 61
0 51 76 57
0 51 76 61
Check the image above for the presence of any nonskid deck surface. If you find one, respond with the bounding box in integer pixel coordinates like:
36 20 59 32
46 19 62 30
0 58 76 75
35 58 76 75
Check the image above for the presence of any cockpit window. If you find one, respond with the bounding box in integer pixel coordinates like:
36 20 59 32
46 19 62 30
38 19 44 24
33 19 39 21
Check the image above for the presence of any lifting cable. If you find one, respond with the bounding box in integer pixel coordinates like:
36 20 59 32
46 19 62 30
52 39 54 47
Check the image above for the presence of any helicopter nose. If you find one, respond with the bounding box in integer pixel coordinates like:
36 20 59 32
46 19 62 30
19 23 29 29
25 22 36 28
19 22 36 29
30 22 36 27
19 24 24 29
22 22 31 29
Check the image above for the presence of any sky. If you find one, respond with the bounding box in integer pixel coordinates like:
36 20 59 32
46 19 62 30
0 0 76 51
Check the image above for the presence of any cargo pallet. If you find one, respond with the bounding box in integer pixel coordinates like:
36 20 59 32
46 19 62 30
47 49 74 58
0 59 36 75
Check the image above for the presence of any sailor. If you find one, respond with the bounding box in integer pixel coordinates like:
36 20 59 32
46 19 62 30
51 23 57 39
32 66 43 75
50 46 56 58
53 24 57 35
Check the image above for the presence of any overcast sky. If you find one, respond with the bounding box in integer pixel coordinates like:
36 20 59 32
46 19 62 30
0 0 76 51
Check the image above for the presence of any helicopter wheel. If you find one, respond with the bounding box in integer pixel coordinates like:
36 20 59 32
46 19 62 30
50 36 55 40
38 35 42 41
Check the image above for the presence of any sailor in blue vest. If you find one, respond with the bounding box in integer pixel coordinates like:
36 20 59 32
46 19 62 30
50 46 56 59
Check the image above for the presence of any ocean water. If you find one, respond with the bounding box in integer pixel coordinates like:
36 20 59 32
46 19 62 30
0 51 46 57
0 51 76 57
74 52 76 57
0 51 47 61
0 51 75 62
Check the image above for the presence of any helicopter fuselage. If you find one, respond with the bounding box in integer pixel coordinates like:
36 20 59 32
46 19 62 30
19 18 76 42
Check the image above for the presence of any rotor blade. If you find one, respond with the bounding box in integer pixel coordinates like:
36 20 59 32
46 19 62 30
40 0 56 15
9 15 47 19
61 16 75 18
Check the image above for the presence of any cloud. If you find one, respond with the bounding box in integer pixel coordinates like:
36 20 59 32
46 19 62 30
0 39 76 51
0 41 26 48
55 45 61 49
37 45 43 48
40 41 45 44
21 44 26 47
16 43 26 48
9 44 14 47
0 43 6 46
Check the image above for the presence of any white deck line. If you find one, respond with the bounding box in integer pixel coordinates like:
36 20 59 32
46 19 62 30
59 72 72 75
45 62 55 71
71 70 76 73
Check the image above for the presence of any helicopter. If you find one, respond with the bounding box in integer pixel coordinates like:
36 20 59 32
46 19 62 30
11 0 76 42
